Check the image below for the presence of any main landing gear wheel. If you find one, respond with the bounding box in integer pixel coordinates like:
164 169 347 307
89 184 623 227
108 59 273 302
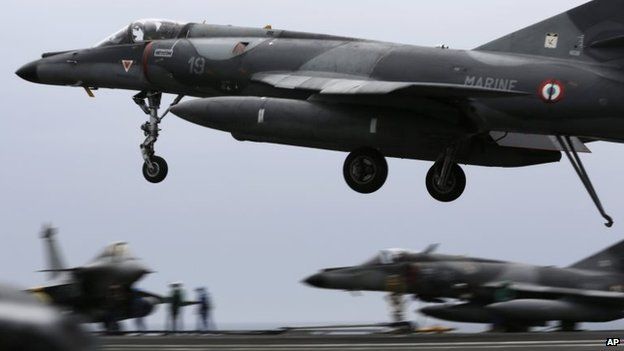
559 321 578 332
343 148 388 194
103 321 121 335
426 162 466 202
142 156 168 184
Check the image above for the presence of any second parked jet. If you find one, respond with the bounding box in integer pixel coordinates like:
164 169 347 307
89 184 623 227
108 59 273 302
304 242 624 332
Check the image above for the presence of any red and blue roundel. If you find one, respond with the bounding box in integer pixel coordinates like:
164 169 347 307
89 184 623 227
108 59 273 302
539 79 565 103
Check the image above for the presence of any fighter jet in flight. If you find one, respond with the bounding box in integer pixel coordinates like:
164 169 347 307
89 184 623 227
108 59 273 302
30 226 165 332
0 282 95 351
16 0 624 226
303 242 624 332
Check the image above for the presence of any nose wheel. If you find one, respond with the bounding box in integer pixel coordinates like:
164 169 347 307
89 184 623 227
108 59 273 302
426 147 466 202
142 156 168 184
134 92 183 184
343 148 388 194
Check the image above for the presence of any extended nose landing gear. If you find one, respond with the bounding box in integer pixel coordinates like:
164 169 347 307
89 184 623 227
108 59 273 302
134 92 184 183
426 146 466 202
142 156 168 184
386 293 406 323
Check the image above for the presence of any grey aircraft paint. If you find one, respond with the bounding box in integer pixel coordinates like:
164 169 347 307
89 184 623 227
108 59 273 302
303 242 624 332
15 0 624 226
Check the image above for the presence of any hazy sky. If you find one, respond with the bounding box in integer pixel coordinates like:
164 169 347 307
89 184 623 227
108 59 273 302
4 0 622 331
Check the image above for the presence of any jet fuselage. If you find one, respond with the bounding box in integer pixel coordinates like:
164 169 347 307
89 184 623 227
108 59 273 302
18 24 624 143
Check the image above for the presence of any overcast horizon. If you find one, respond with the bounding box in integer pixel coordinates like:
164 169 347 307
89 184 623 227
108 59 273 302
4 0 624 332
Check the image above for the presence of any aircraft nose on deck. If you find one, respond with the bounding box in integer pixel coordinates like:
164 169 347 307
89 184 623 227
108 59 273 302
16 61 40 83
302 273 327 288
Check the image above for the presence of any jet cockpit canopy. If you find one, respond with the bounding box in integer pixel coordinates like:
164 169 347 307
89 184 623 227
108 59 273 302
95 19 187 47
363 249 415 266
93 242 137 262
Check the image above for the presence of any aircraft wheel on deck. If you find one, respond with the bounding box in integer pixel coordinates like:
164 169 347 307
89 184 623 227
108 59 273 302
142 156 168 183
426 162 466 202
103 320 122 335
490 322 530 333
560 321 578 332
343 148 388 194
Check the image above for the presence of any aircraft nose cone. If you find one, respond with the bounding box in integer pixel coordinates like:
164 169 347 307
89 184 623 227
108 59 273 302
303 273 327 288
16 61 40 83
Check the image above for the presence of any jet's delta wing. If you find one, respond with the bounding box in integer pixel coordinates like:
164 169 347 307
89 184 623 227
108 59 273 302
137 289 198 307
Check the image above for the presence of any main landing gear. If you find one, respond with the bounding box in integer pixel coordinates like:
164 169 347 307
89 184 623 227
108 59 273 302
425 146 466 203
343 147 466 202
103 320 121 335
343 148 389 194
134 92 184 184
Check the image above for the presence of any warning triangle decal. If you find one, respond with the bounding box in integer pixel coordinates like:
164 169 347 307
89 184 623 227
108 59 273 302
122 60 134 73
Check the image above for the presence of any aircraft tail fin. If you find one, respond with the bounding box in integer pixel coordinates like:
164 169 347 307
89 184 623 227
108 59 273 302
569 240 624 273
476 0 624 64
40 225 67 280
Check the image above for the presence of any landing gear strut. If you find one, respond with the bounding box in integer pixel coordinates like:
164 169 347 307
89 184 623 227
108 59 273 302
134 92 184 183
556 136 613 228
343 148 388 194
426 146 466 202
386 293 406 323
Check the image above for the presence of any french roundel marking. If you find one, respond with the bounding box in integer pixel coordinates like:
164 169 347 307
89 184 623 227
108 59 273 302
539 79 565 103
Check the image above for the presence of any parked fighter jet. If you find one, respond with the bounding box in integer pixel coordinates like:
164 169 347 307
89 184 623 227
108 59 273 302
31 225 163 332
16 0 624 226
303 242 624 332
0 283 94 351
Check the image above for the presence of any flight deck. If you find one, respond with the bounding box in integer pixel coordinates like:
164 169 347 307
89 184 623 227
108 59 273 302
98 330 619 351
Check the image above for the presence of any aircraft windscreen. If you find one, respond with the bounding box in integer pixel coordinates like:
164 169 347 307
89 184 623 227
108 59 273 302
95 242 135 261
95 25 129 47
363 249 412 266
95 19 187 47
